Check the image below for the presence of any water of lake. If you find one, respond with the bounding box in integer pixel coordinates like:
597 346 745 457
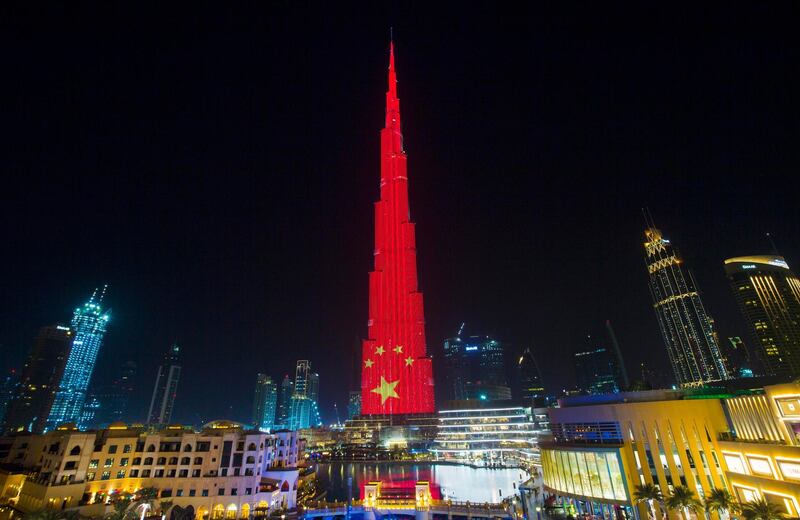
314 462 527 504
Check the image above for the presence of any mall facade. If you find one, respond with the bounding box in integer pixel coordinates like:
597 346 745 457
540 384 800 520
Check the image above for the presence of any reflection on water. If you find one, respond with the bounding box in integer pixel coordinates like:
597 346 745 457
315 462 526 504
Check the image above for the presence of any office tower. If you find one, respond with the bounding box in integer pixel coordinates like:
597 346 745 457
720 337 755 378
88 360 138 428
252 374 278 431
78 395 101 429
442 333 510 401
275 375 293 429
4 326 73 433
294 360 310 396
361 41 434 415
307 372 319 404
288 361 321 429
0 369 18 426
724 255 800 378
573 336 621 395
147 343 181 425
348 391 361 420
46 288 110 431
517 347 545 406
643 218 728 385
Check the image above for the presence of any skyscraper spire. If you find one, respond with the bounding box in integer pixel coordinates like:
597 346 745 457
361 41 434 415
384 40 403 155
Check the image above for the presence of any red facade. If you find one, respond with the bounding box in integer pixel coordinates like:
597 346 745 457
360 43 435 415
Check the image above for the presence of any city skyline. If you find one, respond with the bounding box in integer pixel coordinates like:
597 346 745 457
2 5 799 424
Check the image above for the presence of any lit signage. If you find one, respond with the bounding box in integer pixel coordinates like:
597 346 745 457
778 460 800 481
742 265 757 269
770 259 790 269
776 397 800 417
747 456 774 476
724 453 747 474
465 346 478 351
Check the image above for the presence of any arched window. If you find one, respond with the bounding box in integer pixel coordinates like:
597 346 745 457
212 505 225 520
240 504 250 519
169 457 178 465
69 446 81 456
225 505 237 520
246 456 255 464
157 457 166 465
247 443 256 451
144 457 153 465
194 457 203 465
181 457 190 465
133 457 142 465
147 444 156 452
184 444 192 452
280 481 289 492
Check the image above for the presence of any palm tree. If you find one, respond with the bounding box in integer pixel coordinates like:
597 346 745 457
634 483 664 520
666 486 703 520
704 488 736 520
740 498 785 520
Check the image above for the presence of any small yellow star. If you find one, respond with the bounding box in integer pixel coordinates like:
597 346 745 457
405 356 414 367
394 345 403 354
375 345 385 356
364 359 374 368
371 376 400 405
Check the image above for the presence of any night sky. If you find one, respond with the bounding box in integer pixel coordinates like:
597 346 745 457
2 4 799 425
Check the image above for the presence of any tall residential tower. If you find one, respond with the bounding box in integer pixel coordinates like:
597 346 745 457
361 42 434 415
643 219 728 385
724 255 800 378
46 288 110 431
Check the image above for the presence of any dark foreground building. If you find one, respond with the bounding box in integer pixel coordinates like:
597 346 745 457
3 325 72 433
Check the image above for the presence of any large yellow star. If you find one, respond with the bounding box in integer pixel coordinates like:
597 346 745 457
394 345 403 354
364 359 374 368
404 356 414 367
371 376 400 405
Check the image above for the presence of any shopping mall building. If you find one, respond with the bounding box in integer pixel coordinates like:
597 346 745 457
540 383 800 520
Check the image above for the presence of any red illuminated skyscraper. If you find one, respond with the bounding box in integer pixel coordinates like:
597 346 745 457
361 42 435 415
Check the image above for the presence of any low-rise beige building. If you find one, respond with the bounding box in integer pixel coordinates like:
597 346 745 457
0 420 300 519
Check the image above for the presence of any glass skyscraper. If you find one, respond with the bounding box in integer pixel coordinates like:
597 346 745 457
45 288 110 431
288 360 321 429
442 334 509 401
724 255 800 378
643 220 728 385
147 343 181 425
573 337 621 395
252 373 277 431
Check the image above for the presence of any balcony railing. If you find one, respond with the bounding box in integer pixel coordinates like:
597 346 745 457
717 431 785 445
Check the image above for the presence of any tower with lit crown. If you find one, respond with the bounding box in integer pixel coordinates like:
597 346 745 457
361 42 435 415
45 287 110 431
643 216 728 385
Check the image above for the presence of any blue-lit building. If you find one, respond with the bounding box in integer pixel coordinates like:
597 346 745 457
252 373 278 431
45 287 110 431
288 360 321 429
